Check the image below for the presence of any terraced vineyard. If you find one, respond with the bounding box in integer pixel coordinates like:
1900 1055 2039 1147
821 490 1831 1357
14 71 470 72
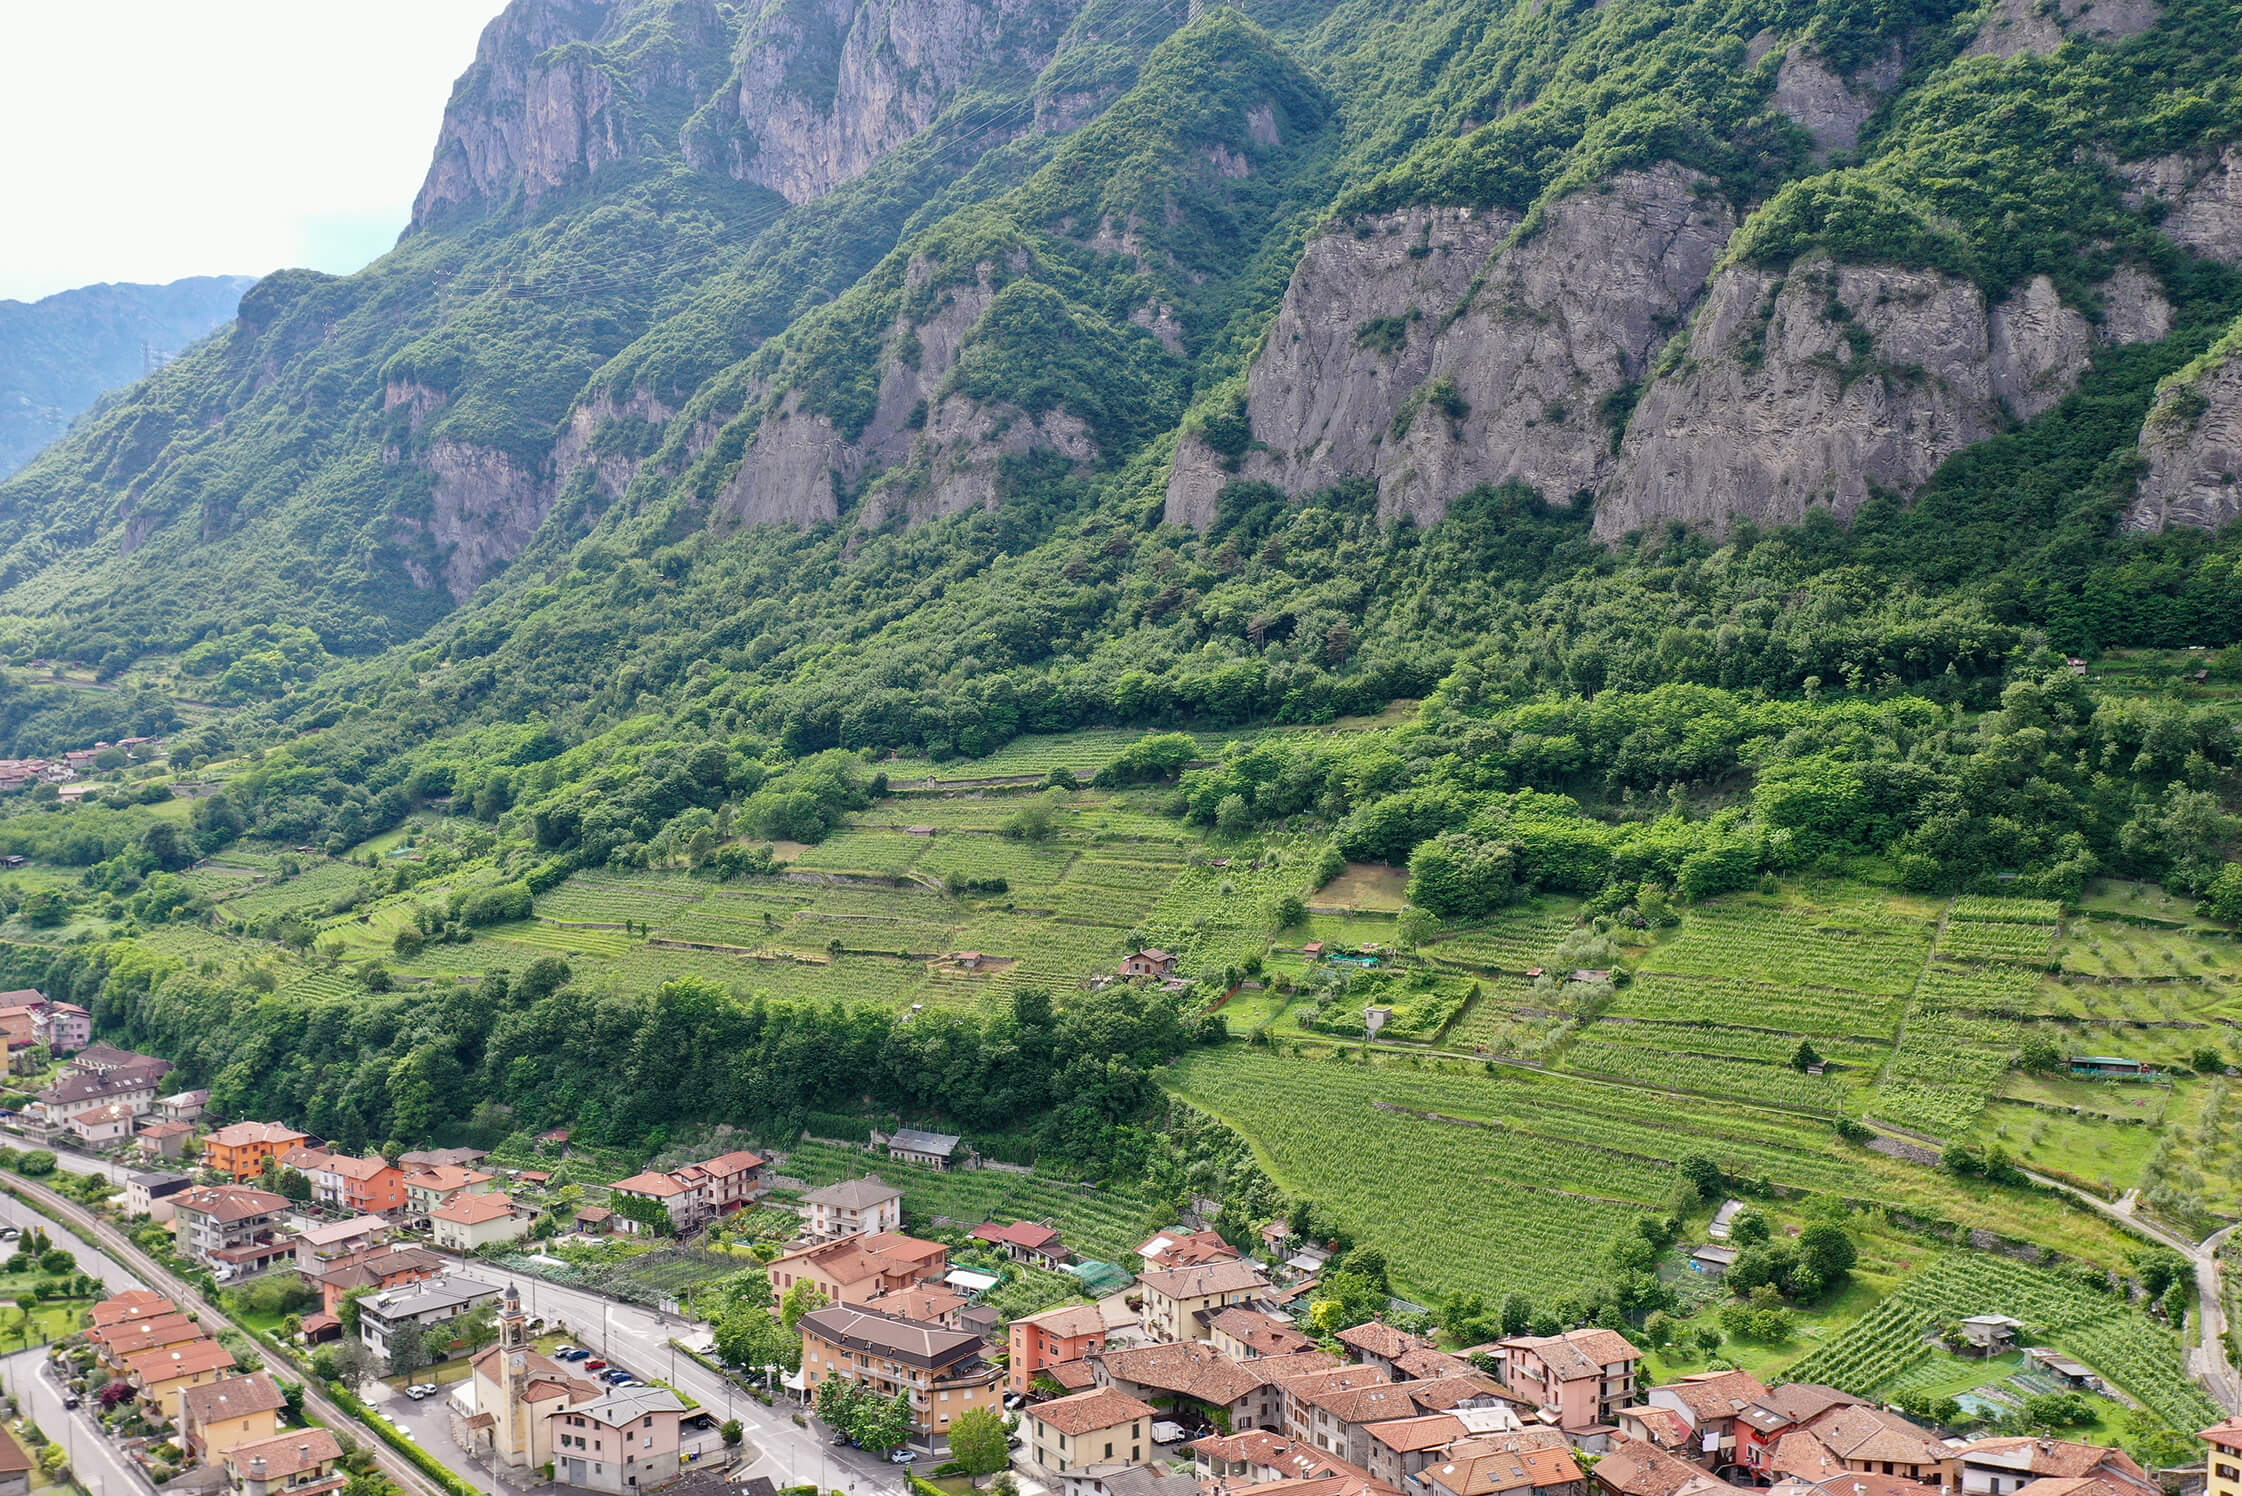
1164 1046 1872 1299
1786 1254 2217 1430
1556 1037 1846 1112
1422 904 1581 971
1645 903 1934 994
1605 975 1904 1038
1872 964 2029 1138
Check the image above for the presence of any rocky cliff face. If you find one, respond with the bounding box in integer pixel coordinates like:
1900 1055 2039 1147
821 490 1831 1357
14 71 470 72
1771 43 1901 156
686 0 1074 204
413 0 746 225
415 0 631 223
2130 329 2242 531
1963 0 2159 58
2118 146 2242 267
395 442 556 601
1595 259 2170 537
1166 166 1733 529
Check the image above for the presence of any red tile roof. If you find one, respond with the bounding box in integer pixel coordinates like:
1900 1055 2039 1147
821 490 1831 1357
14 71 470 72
1032 1385 1157 1437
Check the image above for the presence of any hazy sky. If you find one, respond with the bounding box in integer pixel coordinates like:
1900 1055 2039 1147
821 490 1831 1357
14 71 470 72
0 2 499 304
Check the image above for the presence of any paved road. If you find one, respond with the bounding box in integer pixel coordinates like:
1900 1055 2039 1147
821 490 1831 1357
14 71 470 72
2025 1170 2240 1413
445 1262 909 1496
0 1345 152 1496
0 1188 146 1296
3 1174 452 1496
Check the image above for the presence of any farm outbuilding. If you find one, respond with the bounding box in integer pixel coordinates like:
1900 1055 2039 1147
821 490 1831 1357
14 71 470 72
2068 1056 2156 1080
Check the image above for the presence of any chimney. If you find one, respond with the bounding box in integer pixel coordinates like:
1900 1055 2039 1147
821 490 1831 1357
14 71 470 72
251 1458 267 1479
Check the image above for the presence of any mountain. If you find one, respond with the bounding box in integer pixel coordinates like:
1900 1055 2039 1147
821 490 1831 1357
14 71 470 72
0 275 254 478
0 0 2237 729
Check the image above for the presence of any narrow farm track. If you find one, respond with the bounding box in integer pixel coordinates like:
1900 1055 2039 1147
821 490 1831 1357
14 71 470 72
6 1176 449 1496
2017 1169 2241 1414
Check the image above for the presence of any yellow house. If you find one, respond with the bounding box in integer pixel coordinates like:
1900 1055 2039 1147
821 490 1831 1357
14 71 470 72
181 1374 286 1462
2205 1418 2242 1496
128 1339 238 1420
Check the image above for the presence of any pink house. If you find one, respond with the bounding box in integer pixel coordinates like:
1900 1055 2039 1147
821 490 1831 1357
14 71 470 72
551 1385 690 1493
1496 1329 1644 1430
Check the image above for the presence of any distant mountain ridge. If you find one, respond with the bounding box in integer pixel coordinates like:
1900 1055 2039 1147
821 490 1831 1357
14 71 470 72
0 275 255 477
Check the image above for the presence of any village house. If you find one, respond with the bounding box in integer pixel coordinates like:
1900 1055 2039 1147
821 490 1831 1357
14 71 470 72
0 1005 39 1071
1739 1394 1941 1484
91 1312 206 1373
311 1244 446 1315
402 1163 496 1225
1138 1228 1241 1271
15 993 91 1054
357 1277 501 1361
1592 1435 1741 1496
1207 1307 1319 1361
0 1427 27 1496
864 1282 977 1332
797 1303 1001 1437
575 1206 614 1234
1026 1386 1159 1475
1648 1370 1773 1468
1011 1303 1114 1394
170 1184 296 1273
1095 1340 1318 1433
432 1191 532 1251
181 1374 289 1462
1137 1258 1272 1343
1292 1375 1441 1466
1729 1385 1862 1469
293 1215 393 1272
137 1118 195 1160
1495 1329 1645 1433
1338 1321 1444 1379
303 1152 408 1216
125 1169 193 1221
155 1088 209 1121
801 1175 904 1239
970 1219 1070 1267
1121 950 1179 980
608 1149 769 1235
887 1129 962 1170
128 1337 240 1419
92 1289 176 1328
768 1230 949 1305
67 1101 140 1147
550 1385 692 1494
398 1145 488 1169
29 1065 162 1136
1408 1429 1586 1496
1362 1415 1474 1487
2205 1418 2242 1496
1944 1439 2158 1496
1191 1428 1371 1488
224 1428 347 1496
203 1123 311 1182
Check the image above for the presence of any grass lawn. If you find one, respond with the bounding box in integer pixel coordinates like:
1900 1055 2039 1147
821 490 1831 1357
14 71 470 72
1314 862 1409 912
1215 991 1288 1030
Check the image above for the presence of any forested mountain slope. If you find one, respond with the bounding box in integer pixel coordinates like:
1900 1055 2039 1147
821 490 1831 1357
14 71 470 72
0 275 253 478
0 0 2238 748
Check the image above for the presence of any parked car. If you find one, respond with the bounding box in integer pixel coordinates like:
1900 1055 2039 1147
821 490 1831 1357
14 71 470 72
585 1359 607 1371
830 1435 852 1447
887 1451 914 1466
61 1395 80 1410
555 1345 578 1357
